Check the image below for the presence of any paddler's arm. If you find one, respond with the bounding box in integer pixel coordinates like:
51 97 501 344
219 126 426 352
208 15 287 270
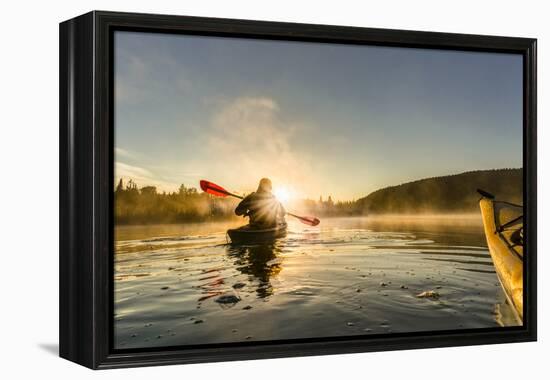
235 194 252 216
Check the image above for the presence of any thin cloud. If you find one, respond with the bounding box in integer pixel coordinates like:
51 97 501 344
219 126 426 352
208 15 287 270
115 162 179 192
115 147 136 159
205 96 320 197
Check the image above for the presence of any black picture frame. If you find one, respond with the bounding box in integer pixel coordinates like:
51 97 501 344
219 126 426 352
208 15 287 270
59 10 537 369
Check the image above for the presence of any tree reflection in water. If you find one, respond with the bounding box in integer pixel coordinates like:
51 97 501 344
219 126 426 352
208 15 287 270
226 241 284 299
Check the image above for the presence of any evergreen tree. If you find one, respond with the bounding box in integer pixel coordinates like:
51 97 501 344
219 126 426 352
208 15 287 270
116 178 124 193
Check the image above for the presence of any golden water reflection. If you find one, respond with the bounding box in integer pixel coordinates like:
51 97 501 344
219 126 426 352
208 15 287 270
226 242 284 299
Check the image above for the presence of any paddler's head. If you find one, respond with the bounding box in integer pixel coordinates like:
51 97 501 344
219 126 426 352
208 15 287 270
257 178 272 193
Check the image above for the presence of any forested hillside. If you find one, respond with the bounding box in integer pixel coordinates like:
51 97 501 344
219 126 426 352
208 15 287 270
355 169 522 214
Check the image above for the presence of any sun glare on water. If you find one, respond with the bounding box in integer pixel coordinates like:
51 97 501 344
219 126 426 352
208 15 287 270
274 187 291 204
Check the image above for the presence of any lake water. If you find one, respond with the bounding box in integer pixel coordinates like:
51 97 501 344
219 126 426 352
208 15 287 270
114 215 519 349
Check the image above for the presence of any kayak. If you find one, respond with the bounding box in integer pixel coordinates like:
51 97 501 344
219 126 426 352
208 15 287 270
227 222 287 244
478 190 523 323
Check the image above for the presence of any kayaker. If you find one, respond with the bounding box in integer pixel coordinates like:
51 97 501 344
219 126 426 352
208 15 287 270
235 178 286 227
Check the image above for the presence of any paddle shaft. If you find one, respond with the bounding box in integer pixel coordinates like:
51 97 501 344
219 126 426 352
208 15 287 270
200 180 320 226
215 189 306 223
219 189 243 200
287 212 310 223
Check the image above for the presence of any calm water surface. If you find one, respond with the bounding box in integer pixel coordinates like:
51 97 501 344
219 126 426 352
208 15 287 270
114 215 518 349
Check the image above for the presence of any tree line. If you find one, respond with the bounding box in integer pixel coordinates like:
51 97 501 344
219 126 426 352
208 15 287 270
115 168 522 224
114 179 238 224
114 179 359 224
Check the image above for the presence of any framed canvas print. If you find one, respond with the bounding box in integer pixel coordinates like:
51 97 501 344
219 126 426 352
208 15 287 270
59 11 537 369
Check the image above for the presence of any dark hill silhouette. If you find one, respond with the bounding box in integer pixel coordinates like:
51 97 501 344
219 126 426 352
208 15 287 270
355 168 522 214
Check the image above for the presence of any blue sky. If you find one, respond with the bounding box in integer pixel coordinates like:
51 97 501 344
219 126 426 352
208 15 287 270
114 31 522 201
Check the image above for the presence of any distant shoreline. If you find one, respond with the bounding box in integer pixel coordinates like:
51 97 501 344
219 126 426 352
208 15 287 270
115 212 483 229
114 168 521 225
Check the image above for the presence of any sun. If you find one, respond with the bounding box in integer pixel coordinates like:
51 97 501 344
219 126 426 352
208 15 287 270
273 187 291 204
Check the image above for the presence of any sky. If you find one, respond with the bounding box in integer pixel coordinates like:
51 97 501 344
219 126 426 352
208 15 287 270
114 31 523 201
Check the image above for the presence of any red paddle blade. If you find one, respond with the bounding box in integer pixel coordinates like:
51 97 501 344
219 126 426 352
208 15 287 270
288 213 320 226
200 180 230 197
299 216 320 226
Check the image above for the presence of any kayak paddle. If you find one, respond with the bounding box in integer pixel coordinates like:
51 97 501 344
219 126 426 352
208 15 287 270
285 212 321 226
200 180 320 226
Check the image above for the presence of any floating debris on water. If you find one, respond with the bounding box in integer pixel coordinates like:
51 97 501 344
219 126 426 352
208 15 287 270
194 319 204 324
416 291 441 299
347 322 355 326
380 282 388 287
161 286 169 290
400 285 408 289
242 305 252 310
215 295 241 304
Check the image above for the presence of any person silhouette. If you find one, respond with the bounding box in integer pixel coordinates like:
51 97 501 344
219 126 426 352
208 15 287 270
235 178 286 228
